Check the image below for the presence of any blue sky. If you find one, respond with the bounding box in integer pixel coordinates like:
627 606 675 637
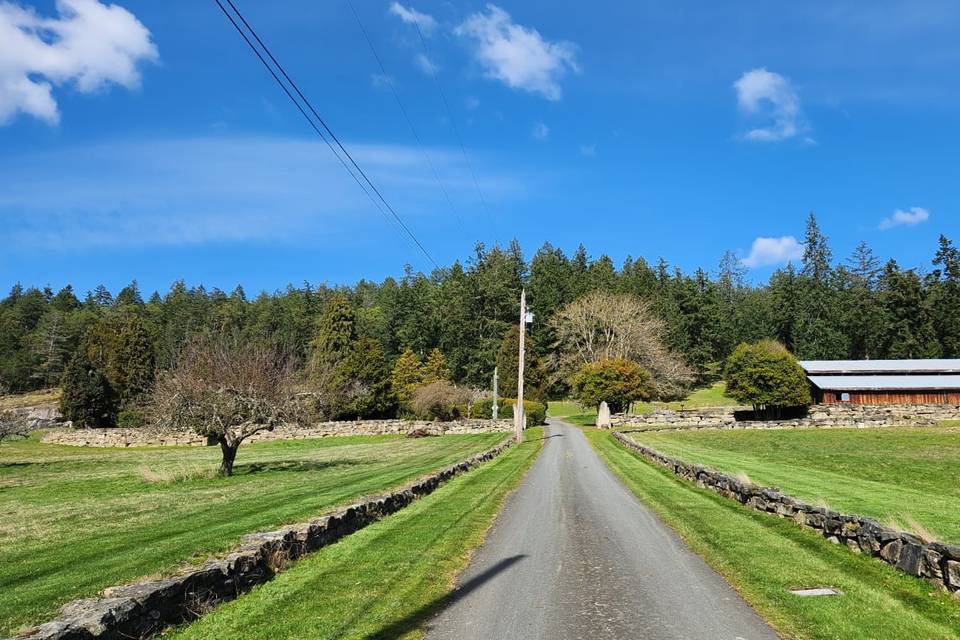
1 0 959 296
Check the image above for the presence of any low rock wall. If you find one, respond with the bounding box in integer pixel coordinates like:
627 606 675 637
42 419 512 448
610 403 960 431
612 431 960 593
15 437 513 640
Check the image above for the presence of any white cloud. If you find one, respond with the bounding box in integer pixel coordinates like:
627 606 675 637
414 53 439 74
531 121 549 140
741 236 804 268
879 206 930 230
465 96 480 110
734 68 806 142
0 0 157 125
455 4 579 101
370 73 393 90
579 144 596 157
388 2 437 34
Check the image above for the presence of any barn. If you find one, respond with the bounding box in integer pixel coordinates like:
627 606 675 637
800 359 960 405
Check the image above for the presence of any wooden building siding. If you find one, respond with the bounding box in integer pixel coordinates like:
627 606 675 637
818 390 960 405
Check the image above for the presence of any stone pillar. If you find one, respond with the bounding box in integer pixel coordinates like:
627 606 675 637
596 401 612 428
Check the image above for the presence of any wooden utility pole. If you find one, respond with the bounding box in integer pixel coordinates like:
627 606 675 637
515 289 527 443
492 366 499 420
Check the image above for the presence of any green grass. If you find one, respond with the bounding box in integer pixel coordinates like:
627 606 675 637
165 428 543 640
586 428 960 640
625 426 960 543
0 431 506 636
547 382 740 427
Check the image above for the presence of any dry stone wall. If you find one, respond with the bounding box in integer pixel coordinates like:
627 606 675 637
42 419 512 448
612 431 960 594
14 437 513 640
609 403 960 431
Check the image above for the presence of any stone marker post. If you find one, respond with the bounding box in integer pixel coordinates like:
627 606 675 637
596 401 612 428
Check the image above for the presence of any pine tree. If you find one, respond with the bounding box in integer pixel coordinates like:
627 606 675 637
496 325 547 401
391 347 424 406
423 348 450 383
60 352 115 427
930 235 960 356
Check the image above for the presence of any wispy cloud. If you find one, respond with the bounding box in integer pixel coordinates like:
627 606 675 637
741 236 804 268
879 206 930 230
388 2 437 34
370 73 393 90
531 121 549 140
0 136 522 250
414 53 439 74
455 4 579 101
734 68 808 142
0 0 157 125
579 144 596 157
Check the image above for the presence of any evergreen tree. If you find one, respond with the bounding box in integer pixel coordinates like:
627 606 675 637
60 352 115 427
496 325 547 401
391 347 424 406
877 260 940 358
423 348 450 383
931 235 960 357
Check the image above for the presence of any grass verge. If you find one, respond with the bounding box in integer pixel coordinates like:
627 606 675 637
165 428 543 640
585 427 960 639
625 426 960 542
0 432 506 635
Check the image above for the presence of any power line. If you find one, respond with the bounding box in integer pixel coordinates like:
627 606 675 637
214 0 439 268
411 21 500 245
345 0 468 237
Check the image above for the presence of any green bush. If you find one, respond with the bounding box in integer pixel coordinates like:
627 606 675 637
116 408 146 428
724 340 811 418
571 358 654 413
471 397 547 426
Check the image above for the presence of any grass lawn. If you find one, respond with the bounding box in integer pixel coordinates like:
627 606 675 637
587 428 960 640
547 382 740 427
0 431 507 636
625 426 960 543
165 428 543 640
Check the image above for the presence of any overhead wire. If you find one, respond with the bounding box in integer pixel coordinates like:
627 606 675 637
214 0 439 268
345 0 469 241
410 20 501 245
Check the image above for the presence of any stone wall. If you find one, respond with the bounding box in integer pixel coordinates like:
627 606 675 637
609 403 960 431
612 431 960 593
15 437 513 640
42 418 512 448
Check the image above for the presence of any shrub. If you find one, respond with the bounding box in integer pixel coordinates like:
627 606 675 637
471 397 547 426
571 358 654 413
60 352 116 428
724 340 812 418
409 380 473 422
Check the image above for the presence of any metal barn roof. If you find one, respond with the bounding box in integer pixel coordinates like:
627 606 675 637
800 359 960 375
808 375 960 391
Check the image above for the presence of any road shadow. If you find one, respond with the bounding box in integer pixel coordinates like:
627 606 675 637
528 433 564 441
364 554 527 640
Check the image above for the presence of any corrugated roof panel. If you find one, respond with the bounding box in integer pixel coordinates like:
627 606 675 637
808 375 960 391
800 359 960 374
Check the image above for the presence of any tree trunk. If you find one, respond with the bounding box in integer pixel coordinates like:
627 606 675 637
219 439 239 476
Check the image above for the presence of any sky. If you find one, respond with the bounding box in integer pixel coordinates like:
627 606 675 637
1 0 959 296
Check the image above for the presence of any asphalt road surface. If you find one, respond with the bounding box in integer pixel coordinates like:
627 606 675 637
425 419 780 640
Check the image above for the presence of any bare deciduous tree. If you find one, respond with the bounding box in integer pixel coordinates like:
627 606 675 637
150 336 302 476
0 410 30 444
551 291 695 400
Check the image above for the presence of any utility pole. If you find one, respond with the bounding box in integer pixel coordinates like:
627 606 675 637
515 288 527 443
492 366 499 420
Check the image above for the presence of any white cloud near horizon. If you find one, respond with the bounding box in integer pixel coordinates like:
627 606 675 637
879 206 930 230
388 2 438 34
0 136 523 250
734 68 806 142
455 4 579 101
741 236 804 268
0 0 157 125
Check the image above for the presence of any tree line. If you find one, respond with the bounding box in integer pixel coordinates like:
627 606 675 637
2 214 959 403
